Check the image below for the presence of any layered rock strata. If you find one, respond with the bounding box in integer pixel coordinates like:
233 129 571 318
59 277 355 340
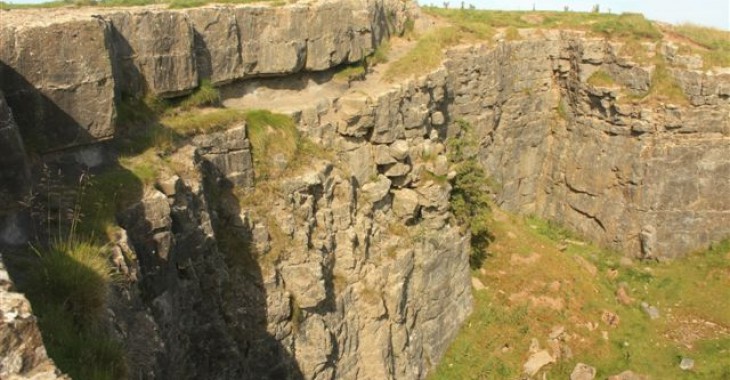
2 5 730 380
442 33 730 259
0 0 411 151
112 77 472 378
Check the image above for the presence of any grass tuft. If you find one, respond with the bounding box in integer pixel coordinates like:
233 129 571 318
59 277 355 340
179 80 221 110
244 109 298 180
587 69 617 87
161 108 247 137
15 236 129 380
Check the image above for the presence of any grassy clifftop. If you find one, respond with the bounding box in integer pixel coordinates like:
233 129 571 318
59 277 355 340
385 7 730 81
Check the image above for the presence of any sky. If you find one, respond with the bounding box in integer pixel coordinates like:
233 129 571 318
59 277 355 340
419 0 730 30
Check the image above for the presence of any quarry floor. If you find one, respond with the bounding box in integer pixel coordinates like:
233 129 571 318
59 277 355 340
431 209 730 379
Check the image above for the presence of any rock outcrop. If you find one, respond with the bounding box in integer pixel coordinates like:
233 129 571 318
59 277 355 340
2 2 730 380
109 71 472 378
441 34 730 258
0 0 410 152
0 257 67 380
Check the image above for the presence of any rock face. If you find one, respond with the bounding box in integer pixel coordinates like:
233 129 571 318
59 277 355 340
0 257 67 379
443 34 730 259
0 90 30 246
2 3 730 380
0 18 116 152
0 0 410 152
109 69 473 378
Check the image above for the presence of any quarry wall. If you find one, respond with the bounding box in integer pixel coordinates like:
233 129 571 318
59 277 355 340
1 2 730 379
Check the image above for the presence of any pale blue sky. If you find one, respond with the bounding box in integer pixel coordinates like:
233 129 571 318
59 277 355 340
419 0 730 30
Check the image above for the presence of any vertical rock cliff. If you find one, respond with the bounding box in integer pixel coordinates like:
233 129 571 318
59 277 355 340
442 33 730 258
1 3 730 380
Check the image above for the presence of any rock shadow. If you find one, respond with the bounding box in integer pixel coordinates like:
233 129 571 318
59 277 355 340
0 62 304 378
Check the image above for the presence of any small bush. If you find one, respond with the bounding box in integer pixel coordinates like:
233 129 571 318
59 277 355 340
448 120 494 269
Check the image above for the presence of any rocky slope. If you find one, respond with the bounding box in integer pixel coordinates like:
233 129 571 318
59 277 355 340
1 2 730 380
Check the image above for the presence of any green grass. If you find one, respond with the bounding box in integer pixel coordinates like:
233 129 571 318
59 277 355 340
647 62 689 105
424 8 662 43
244 109 299 180
622 59 689 105
587 69 618 87
590 12 662 41
161 108 247 136
384 27 463 81
367 40 390 66
448 120 494 269
179 80 220 110
390 8 664 81
432 212 730 379
333 63 366 84
13 237 128 379
80 167 144 237
673 24 730 69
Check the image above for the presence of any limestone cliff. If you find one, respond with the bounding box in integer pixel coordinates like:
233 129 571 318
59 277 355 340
1 2 730 380
441 34 730 259
0 0 411 151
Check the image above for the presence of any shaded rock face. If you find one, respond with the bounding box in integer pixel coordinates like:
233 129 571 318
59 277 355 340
111 74 472 378
0 18 116 152
0 90 30 246
0 0 409 152
0 257 67 379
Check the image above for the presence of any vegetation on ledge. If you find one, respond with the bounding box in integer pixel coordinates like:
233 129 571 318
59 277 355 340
672 23 730 69
448 120 494 269
5 175 127 379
